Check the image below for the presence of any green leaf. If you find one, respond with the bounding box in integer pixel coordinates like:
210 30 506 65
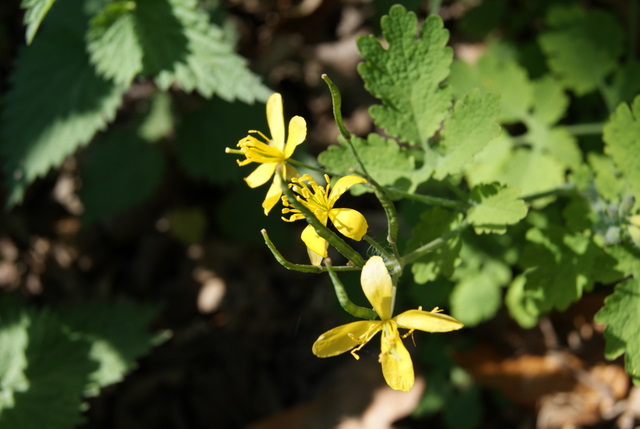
318 134 430 195
1 3 126 206
603 61 640 108
357 5 452 145
138 91 175 142
466 138 566 205
434 89 500 179
87 1 142 85
87 0 270 102
538 6 624 95
595 245 640 384
406 208 463 284
20 0 56 44
449 47 531 123
0 298 95 429
588 153 625 203
519 226 620 314
450 245 511 326
603 95 640 201
175 97 266 185
57 301 167 396
467 183 527 234
505 274 540 328
79 130 165 224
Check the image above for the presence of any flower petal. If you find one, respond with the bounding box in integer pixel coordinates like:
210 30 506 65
328 175 367 204
266 93 285 150
301 224 328 257
244 162 277 188
312 320 381 357
307 247 324 266
394 309 464 332
262 174 283 215
380 321 415 391
329 208 368 241
283 116 306 159
361 256 393 320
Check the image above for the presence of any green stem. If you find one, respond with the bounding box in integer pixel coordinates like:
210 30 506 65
401 222 467 266
363 234 393 261
562 122 605 136
261 229 360 273
322 74 351 141
287 158 343 178
281 174 366 267
429 0 442 15
387 187 464 209
325 259 378 320
322 74 369 176
521 183 575 202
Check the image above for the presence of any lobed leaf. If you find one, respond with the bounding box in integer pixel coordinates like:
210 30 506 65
434 89 500 180
466 183 527 234
357 5 452 146
594 244 640 384
538 6 624 95
603 95 640 203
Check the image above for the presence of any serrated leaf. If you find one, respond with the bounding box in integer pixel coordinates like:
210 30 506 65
467 183 527 234
406 208 463 284
87 0 270 102
79 130 165 224
538 6 624 95
20 0 56 44
595 244 640 384
57 301 167 396
603 95 640 200
1 7 127 207
87 1 142 85
318 134 430 195
434 89 500 179
0 298 95 429
174 97 265 185
357 5 452 145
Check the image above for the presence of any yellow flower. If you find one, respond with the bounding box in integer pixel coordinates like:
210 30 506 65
312 256 463 391
226 93 307 215
282 174 368 265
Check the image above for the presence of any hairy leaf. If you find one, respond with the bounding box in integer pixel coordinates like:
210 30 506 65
20 0 56 44
357 5 452 145
434 89 500 179
1 3 126 206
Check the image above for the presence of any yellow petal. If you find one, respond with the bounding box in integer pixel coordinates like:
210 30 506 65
284 116 306 159
312 320 382 357
266 93 285 150
361 256 393 320
329 208 368 241
328 175 367 204
307 248 324 266
301 224 328 257
244 162 277 188
380 321 415 391
283 163 300 181
394 309 464 332
262 174 283 215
